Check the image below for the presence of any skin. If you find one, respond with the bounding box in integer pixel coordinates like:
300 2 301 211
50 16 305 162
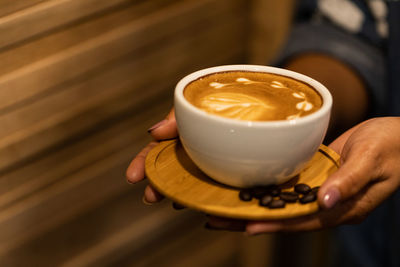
284 53 369 141
126 54 400 234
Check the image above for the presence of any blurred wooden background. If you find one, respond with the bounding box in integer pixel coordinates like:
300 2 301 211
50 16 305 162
0 0 335 266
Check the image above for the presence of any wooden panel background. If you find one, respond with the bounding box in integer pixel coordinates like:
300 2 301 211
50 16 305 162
0 0 328 266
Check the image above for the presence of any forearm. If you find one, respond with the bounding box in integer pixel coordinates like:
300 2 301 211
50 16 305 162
283 53 369 140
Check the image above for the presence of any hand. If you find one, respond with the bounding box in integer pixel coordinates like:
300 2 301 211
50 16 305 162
208 117 400 234
126 109 177 203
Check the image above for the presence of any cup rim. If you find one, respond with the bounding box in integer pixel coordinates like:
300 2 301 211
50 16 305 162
175 65 332 128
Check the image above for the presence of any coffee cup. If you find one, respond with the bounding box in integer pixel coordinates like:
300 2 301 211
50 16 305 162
174 65 332 188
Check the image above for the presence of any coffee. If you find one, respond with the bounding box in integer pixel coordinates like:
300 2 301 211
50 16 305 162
184 71 322 121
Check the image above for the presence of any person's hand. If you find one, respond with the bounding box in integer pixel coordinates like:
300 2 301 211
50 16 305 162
126 109 177 203
207 117 400 234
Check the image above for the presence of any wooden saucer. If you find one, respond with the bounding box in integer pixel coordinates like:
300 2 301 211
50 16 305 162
145 139 340 220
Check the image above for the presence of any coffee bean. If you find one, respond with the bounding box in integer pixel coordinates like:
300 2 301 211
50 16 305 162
294 183 311 194
311 186 320 194
279 191 299 202
259 195 273 207
300 193 317 204
239 189 253 201
269 199 286 209
251 187 270 199
265 185 281 196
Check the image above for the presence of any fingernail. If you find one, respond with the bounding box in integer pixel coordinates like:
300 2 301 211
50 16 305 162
148 120 167 133
142 196 154 206
323 187 341 209
126 169 140 184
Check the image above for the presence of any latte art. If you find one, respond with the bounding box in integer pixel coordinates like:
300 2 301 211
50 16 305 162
200 92 275 121
184 71 322 121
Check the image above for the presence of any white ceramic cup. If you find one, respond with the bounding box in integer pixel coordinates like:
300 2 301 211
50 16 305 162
174 65 332 188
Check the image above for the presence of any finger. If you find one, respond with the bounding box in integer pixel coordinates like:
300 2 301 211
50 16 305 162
126 142 158 183
144 185 164 203
247 202 351 234
247 175 397 234
318 144 382 209
246 205 349 234
246 215 324 234
206 216 246 232
148 109 178 141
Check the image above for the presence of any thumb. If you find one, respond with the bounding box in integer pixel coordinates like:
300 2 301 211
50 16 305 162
148 108 178 140
318 146 379 209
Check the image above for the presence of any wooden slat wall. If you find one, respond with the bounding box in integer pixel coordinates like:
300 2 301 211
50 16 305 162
0 0 129 49
2 0 332 266
0 0 283 266
247 0 296 64
0 0 46 18
0 0 246 171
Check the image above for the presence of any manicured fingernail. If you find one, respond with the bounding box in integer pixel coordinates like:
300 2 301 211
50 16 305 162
148 120 167 133
142 196 154 206
126 169 140 184
323 187 341 209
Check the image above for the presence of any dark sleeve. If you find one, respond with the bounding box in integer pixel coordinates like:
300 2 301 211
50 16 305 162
387 3 400 115
294 0 317 22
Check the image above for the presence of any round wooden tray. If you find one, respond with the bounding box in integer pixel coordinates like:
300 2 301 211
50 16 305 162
145 139 340 220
